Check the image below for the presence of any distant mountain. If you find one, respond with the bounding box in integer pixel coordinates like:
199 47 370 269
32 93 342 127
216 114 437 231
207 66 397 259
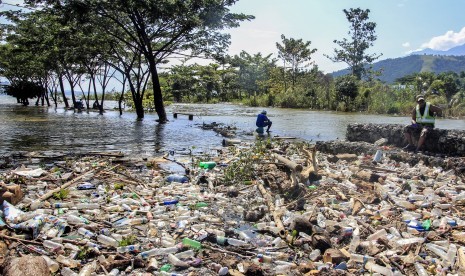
410 44 465 56
332 54 465 83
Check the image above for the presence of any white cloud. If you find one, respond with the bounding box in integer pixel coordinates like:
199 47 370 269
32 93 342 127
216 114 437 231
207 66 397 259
402 42 410 48
421 26 465 50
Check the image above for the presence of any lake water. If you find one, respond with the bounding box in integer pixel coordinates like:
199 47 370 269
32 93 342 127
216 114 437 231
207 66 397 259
1 95 464 157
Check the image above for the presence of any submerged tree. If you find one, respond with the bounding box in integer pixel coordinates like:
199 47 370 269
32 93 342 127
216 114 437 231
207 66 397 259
24 0 254 122
326 8 381 80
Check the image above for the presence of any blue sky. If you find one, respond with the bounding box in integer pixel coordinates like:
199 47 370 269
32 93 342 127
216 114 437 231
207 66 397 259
2 0 465 75
227 0 465 73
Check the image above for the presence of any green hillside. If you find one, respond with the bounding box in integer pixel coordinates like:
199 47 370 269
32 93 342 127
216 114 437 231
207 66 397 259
332 55 465 83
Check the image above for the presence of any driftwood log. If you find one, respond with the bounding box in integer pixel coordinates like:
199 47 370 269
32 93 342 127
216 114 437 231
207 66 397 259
300 147 319 182
256 180 286 237
272 153 303 173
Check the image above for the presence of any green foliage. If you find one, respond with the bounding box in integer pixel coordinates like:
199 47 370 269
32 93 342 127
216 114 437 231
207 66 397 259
119 235 137 247
223 140 269 184
52 188 70 200
327 8 381 80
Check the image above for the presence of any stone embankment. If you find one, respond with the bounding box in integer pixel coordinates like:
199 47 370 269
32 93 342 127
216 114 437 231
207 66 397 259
345 123 465 156
316 123 465 176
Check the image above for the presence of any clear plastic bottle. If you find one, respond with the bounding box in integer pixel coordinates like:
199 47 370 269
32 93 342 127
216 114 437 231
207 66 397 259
61 267 78 276
77 227 95 238
446 243 457 267
56 255 80 268
66 215 89 225
41 255 59 273
350 253 375 263
309 249 321 261
174 250 195 259
367 229 387 241
78 260 97 276
43 240 64 251
414 262 428 276
138 246 179 259
394 237 424 247
349 235 360 253
130 218 148 225
364 261 392 275
116 244 142 253
317 213 326 228
227 238 248 246
75 203 99 210
425 243 448 260
97 234 119 247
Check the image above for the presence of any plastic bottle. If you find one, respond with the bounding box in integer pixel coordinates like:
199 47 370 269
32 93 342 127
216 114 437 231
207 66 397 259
75 203 99 210
130 218 148 225
425 243 448 260
199 161 217 169
367 229 387 241
78 227 95 238
97 234 119 247
168 253 189 268
162 199 179 206
43 240 64 251
182 237 201 249
116 244 142 253
56 255 80 268
309 249 321 261
226 238 248 246
139 246 179 259
78 260 97 276
165 174 189 183
394 237 424 247
174 250 195 259
41 255 59 273
350 253 375 263
77 183 96 190
349 235 360 253
365 261 392 276
414 262 428 276
446 243 457 267
61 267 78 276
53 202 71 208
317 213 326 228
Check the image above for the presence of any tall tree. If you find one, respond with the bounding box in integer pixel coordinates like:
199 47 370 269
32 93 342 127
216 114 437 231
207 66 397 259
326 8 381 80
26 0 254 122
276 34 317 91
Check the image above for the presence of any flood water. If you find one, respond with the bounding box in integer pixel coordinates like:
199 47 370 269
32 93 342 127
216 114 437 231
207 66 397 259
1 95 464 158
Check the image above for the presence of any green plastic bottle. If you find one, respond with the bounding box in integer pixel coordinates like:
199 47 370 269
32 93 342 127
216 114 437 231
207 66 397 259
195 202 208 208
182 237 202 249
199 161 217 169
160 264 172 272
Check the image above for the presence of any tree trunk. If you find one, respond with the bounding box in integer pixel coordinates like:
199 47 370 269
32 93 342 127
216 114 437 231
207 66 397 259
149 61 167 123
59 76 69 108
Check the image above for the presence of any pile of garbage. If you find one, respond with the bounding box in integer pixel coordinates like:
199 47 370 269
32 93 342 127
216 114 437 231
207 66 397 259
0 139 464 276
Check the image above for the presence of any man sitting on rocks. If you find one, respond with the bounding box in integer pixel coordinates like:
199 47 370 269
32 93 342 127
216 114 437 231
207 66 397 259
403 95 442 153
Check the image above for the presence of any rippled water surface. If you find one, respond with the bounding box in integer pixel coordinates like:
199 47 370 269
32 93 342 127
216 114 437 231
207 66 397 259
1 95 464 157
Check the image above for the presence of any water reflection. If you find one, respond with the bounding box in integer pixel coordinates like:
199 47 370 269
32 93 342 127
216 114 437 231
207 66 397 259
1 96 464 157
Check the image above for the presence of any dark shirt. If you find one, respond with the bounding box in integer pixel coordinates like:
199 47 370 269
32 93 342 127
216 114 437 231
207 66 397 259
256 114 270 127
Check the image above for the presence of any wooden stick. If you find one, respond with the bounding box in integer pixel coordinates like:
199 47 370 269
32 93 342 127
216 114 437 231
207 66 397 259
272 153 302 173
26 167 100 207
0 234 42 246
256 180 286 237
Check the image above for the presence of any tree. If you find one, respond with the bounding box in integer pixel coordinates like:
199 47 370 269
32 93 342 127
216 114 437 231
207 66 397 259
276 34 317 91
326 8 381 80
26 0 254 122
335 74 359 111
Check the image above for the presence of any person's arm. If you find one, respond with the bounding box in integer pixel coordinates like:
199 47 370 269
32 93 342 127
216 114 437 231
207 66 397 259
411 108 417 124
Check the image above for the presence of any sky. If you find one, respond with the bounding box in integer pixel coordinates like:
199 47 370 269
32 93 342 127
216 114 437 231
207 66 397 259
1 0 465 75
226 0 465 73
